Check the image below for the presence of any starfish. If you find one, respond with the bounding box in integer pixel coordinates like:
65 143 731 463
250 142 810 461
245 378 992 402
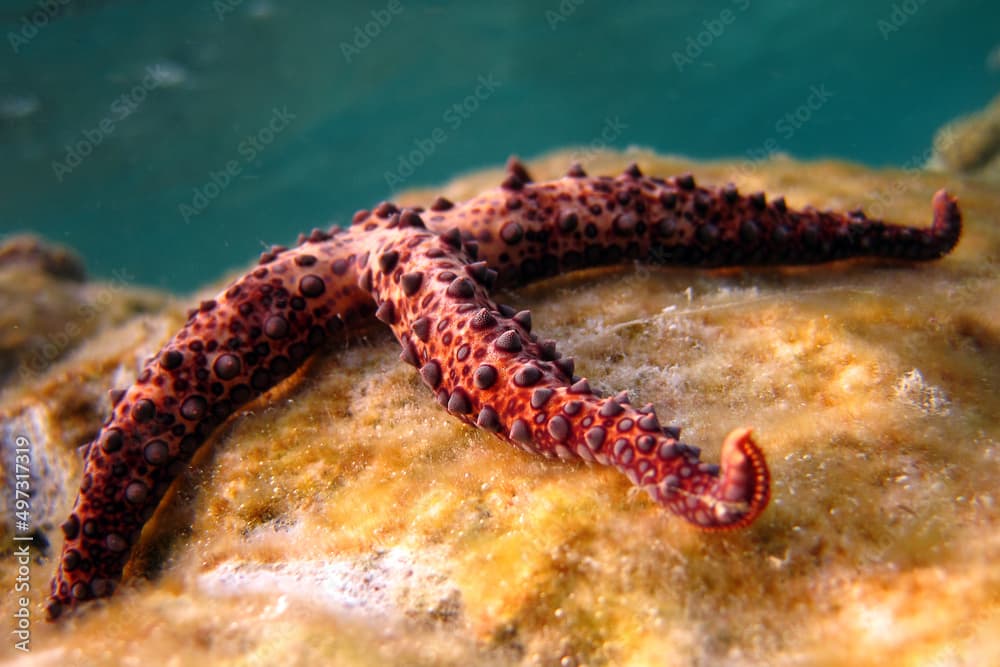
45 159 962 619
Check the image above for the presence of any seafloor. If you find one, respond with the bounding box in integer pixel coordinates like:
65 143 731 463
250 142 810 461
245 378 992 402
1 149 998 666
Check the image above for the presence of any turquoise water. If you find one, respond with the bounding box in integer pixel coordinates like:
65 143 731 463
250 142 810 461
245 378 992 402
1 0 997 292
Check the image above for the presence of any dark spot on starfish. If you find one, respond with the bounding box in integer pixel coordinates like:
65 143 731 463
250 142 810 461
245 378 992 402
400 210 425 228
509 419 532 444
658 442 678 460
740 219 760 244
675 174 695 190
585 426 606 451
101 428 124 453
513 366 542 387
559 212 578 233
554 358 575 377
264 316 289 339
446 278 475 299
180 396 208 421
71 583 91 600
378 251 399 273
547 415 570 441
420 361 442 389
500 222 524 245
160 350 183 370
530 388 554 409
614 439 634 465
476 406 501 431
494 330 523 353
474 364 498 390
470 308 497 330
90 579 112 598
412 317 432 342
62 550 81 572
637 435 656 453
125 481 148 505
501 173 524 190
447 389 472 414
374 202 398 218
213 354 241 380
143 440 169 466
375 300 396 325
441 227 463 249
106 534 128 552
697 224 719 245
295 254 317 267
430 196 454 211
132 400 155 423
61 515 80 540
401 271 423 296
614 213 638 236
512 310 532 332
599 400 624 417
638 414 660 432
299 275 325 298
464 261 491 285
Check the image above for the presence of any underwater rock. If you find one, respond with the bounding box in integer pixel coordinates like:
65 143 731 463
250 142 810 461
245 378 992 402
930 91 1000 180
0 234 168 393
2 150 998 666
0 234 85 282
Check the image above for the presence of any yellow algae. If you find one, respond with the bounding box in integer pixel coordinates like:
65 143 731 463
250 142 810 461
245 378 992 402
1 148 999 665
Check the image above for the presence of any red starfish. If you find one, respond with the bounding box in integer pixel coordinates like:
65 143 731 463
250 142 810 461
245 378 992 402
46 159 961 619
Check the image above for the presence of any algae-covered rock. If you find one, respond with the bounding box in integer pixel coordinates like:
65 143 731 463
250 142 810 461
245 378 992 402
930 91 1000 181
2 150 998 666
0 234 170 395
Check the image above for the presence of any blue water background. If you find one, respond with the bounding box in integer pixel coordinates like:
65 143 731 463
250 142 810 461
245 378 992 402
1 0 997 291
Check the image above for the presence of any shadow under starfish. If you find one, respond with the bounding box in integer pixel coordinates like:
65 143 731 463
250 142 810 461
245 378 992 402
45 157 962 619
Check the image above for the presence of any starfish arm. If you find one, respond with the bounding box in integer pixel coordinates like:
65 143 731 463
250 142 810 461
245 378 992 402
420 160 962 288
365 217 770 531
46 227 377 619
